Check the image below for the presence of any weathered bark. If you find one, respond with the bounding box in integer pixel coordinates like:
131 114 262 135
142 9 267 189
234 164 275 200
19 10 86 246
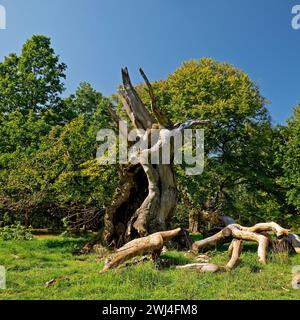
100 228 182 272
287 233 300 254
176 263 220 273
100 222 299 273
226 239 243 270
191 227 233 252
188 209 200 234
192 222 293 264
103 68 208 248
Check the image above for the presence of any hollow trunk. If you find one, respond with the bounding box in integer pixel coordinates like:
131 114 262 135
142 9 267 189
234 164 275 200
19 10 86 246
103 68 178 248
103 68 209 248
104 162 178 247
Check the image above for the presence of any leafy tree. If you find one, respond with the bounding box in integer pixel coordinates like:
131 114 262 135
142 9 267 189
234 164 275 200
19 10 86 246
138 59 285 226
0 79 117 230
0 35 66 114
276 104 300 212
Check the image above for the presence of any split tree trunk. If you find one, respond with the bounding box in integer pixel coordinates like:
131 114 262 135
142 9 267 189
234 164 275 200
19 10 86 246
103 68 209 248
103 68 194 248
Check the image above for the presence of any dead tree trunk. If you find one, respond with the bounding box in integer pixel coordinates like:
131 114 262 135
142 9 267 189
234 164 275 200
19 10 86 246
103 68 209 248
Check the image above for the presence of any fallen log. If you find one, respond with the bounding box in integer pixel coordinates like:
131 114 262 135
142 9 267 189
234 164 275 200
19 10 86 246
100 222 299 273
100 228 182 273
178 239 243 273
191 227 233 252
192 222 295 265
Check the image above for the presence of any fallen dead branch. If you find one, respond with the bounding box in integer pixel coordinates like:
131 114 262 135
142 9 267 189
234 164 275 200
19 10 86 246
100 222 299 273
226 239 243 270
192 222 297 265
100 228 182 273
176 263 221 273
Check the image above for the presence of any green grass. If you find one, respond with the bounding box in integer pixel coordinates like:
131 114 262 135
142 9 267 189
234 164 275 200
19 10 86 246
0 236 300 300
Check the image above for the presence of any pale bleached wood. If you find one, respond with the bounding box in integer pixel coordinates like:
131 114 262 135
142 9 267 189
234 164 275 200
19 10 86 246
226 239 243 270
104 69 209 247
192 223 276 264
287 233 300 254
239 222 290 238
176 263 220 273
191 227 232 252
100 228 182 273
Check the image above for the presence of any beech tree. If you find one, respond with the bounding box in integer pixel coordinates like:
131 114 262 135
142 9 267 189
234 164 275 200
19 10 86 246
277 104 300 211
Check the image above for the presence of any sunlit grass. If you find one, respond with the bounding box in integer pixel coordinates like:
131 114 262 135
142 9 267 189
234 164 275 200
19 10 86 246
0 236 300 300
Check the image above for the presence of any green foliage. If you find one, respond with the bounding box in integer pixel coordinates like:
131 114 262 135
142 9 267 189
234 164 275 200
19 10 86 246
276 105 300 212
0 36 116 230
0 35 66 114
138 59 287 225
0 224 33 241
0 36 299 231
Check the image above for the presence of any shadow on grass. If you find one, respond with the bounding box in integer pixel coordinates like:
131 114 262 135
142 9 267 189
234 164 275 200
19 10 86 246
44 238 86 249
159 251 192 267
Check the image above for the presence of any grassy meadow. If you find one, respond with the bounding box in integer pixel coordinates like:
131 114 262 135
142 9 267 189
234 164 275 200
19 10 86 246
0 235 300 300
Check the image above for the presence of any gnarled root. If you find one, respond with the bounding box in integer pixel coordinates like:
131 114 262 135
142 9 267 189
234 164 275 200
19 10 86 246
192 222 294 265
100 228 182 273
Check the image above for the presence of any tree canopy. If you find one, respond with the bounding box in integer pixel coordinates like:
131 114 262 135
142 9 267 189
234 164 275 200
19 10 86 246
0 36 299 232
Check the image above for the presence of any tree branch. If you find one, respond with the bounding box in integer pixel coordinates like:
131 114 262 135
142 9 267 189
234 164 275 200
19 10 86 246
139 68 173 129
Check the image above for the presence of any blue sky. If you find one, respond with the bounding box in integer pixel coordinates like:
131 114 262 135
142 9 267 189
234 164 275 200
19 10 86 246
0 0 299 124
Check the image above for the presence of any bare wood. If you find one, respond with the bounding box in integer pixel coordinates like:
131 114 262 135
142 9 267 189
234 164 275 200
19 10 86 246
132 164 160 237
287 233 300 254
176 263 220 273
226 239 243 270
158 228 182 241
139 68 173 129
100 228 182 273
192 227 232 252
239 222 290 238
104 68 212 247
229 226 269 264
120 67 156 130
192 223 271 264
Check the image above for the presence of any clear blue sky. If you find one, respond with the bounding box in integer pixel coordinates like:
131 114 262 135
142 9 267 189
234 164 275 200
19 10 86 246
0 0 299 124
